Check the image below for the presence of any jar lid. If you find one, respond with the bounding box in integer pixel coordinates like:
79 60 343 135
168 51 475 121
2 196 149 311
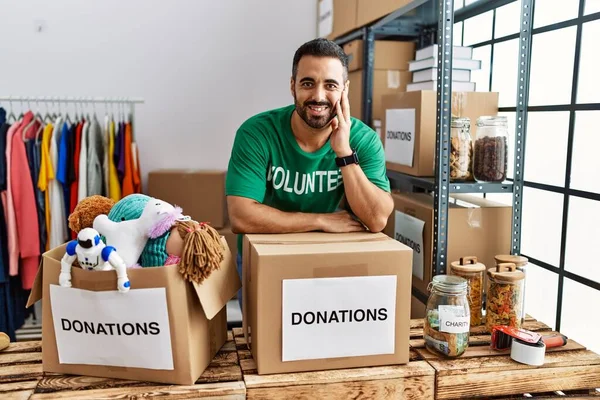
429 274 468 294
494 254 528 267
450 256 486 273
487 263 525 282
451 117 470 128
477 115 507 126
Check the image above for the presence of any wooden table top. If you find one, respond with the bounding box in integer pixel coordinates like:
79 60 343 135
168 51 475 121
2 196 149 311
1 316 599 399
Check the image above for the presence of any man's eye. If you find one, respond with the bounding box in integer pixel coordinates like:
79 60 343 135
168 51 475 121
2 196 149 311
327 84 337 89
301 82 312 87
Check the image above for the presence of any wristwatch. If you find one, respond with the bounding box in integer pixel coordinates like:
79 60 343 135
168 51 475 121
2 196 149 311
335 150 359 167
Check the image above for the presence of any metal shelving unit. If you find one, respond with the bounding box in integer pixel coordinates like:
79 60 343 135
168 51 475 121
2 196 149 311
333 0 532 295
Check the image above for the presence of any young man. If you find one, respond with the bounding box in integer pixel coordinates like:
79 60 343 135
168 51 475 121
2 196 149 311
226 38 394 304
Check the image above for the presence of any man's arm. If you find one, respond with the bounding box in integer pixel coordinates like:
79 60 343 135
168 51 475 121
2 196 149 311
228 196 365 234
339 165 393 233
330 87 393 233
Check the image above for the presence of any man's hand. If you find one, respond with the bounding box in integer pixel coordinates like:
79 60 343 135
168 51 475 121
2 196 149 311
330 86 352 157
318 210 366 233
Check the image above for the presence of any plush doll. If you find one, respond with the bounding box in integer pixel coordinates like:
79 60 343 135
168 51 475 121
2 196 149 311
93 196 183 267
0 332 9 351
164 218 225 284
59 227 131 293
68 195 116 234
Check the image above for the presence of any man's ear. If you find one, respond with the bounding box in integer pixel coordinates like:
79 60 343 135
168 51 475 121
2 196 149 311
290 78 295 97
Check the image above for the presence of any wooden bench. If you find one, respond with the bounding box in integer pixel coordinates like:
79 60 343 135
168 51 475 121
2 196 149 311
0 331 245 400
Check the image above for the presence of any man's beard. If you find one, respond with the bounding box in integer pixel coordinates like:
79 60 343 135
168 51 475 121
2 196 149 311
294 95 336 130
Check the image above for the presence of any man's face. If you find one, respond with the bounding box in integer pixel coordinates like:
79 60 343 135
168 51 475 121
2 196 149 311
291 55 346 130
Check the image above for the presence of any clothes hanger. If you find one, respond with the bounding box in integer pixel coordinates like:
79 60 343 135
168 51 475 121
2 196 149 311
7 96 18 123
22 97 42 141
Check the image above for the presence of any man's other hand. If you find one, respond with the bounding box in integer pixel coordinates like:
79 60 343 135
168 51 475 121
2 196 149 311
318 210 366 233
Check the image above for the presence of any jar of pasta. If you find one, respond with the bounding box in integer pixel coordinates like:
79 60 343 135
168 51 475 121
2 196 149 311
424 275 470 357
494 254 529 324
450 117 473 182
485 263 525 333
450 256 485 326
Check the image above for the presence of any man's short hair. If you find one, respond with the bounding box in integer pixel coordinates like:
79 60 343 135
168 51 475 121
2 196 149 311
292 38 349 81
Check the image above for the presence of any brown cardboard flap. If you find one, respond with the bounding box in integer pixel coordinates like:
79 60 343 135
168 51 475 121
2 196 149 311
192 237 242 320
244 231 390 245
27 244 66 308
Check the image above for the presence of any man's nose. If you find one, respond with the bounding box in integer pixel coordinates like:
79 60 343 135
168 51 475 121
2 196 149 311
313 85 327 103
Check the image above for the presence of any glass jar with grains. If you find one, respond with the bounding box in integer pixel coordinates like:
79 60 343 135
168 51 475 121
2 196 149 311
450 256 486 326
494 254 529 324
485 263 525 333
450 117 473 182
424 275 471 357
473 116 508 182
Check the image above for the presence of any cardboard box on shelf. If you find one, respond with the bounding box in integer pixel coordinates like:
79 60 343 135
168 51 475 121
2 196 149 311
357 0 414 26
147 169 227 229
383 192 512 296
242 232 413 375
318 0 359 40
382 91 499 177
26 238 241 385
343 40 415 72
411 295 426 319
218 225 238 299
348 70 413 123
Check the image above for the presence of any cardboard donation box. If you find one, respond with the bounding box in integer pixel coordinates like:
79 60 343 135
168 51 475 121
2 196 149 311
345 40 415 124
382 91 499 176
147 170 228 229
26 237 241 385
242 232 413 375
318 0 359 40
384 192 512 296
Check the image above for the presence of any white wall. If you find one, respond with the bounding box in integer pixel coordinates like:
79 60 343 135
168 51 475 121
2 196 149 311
0 0 317 190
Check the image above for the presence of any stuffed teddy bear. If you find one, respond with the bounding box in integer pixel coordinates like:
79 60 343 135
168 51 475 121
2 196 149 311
94 195 183 267
68 195 116 234
59 227 131 293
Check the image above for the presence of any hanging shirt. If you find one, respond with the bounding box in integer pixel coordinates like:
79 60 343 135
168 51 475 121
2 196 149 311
108 119 121 202
121 122 135 196
117 122 126 184
10 111 41 289
103 115 110 196
131 141 142 193
24 122 46 256
0 108 9 281
77 120 89 201
4 119 23 277
56 121 70 223
87 116 105 196
49 117 67 249
69 121 83 221
38 123 54 251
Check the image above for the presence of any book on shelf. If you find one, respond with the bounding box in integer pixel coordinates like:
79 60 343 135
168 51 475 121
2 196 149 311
408 57 482 72
406 80 476 92
412 68 471 83
415 44 474 60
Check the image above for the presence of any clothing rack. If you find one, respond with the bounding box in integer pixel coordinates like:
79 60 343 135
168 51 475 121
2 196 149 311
0 97 144 134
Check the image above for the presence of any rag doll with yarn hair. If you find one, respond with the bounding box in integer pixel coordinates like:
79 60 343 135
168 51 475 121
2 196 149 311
165 218 225 284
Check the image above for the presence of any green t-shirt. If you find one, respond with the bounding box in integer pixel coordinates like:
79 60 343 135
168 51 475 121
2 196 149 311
225 104 390 254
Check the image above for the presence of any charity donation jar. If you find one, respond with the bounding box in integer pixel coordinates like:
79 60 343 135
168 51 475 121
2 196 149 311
424 275 470 357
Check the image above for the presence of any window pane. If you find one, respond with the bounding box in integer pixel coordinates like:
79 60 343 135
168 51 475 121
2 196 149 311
571 111 600 194
491 39 519 107
523 262 558 330
521 187 563 267
495 0 521 38
454 22 463 46
471 45 491 92
465 0 478 6
534 0 579 28
498 111 516 179
577 20 600 104
529 27 577 106
463 11 493 47
454 0 465 11
562 279 600 356
586 0 600 15
523 111 569 187
565 196 600 283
